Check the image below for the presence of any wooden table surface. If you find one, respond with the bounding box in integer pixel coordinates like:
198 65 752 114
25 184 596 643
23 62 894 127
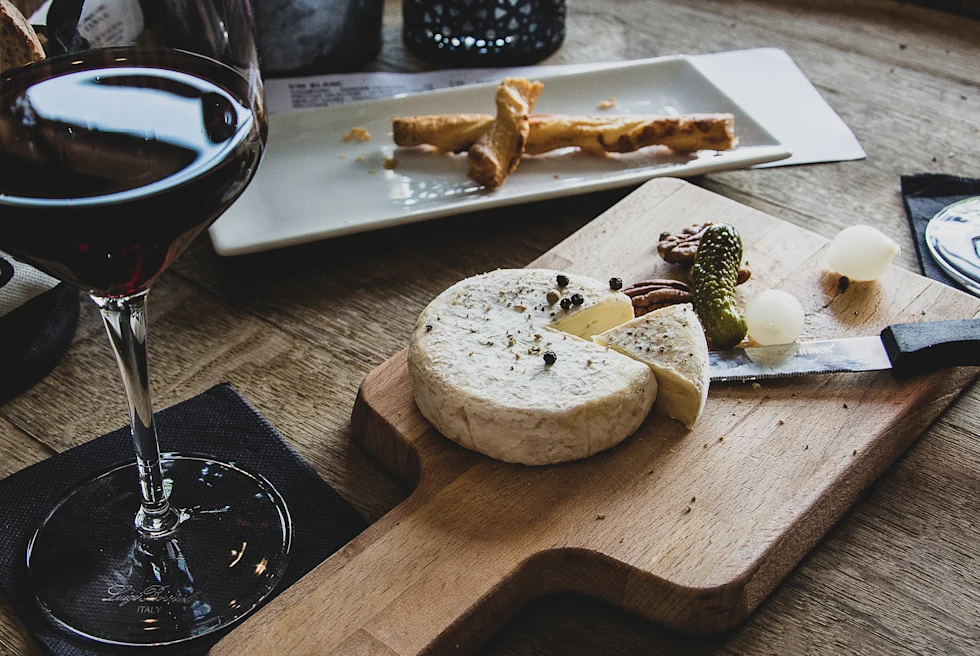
2 1 979 654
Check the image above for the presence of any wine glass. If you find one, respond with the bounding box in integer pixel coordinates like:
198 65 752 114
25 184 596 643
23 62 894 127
926 197 980 297
0 0 291 646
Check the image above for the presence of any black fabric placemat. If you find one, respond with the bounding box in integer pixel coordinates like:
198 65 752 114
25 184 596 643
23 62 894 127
901 173 980 289
0 383 367 655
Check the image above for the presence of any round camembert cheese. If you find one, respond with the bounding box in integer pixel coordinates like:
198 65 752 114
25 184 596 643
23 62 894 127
408 269 657 465
594 303 710 429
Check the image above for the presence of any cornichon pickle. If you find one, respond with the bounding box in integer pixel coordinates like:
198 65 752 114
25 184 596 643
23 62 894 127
691 224 747 349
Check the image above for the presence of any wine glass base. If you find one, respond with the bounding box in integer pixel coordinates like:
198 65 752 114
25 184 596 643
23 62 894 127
27 454 292 647
925 197 980 298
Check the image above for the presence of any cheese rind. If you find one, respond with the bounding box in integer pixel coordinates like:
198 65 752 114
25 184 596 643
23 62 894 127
594 303 709 429
408 269 657 465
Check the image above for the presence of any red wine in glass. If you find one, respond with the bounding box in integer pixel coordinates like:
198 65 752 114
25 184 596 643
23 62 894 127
0 47 262 297
0 45 292 647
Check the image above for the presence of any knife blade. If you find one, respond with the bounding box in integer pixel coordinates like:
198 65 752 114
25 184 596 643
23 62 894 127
709 318 980 382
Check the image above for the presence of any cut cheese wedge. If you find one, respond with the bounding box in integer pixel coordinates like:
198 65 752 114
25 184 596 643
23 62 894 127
594 304 709 429
408 269 657 465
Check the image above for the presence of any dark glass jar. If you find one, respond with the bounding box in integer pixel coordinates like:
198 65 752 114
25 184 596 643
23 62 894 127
253 0 385 77
403 0 565 67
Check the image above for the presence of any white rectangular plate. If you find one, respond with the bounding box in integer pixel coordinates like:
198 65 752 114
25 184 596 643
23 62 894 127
210 56 790 256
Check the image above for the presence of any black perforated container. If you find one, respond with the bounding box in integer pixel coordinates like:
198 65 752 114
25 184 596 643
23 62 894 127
403 0 565 66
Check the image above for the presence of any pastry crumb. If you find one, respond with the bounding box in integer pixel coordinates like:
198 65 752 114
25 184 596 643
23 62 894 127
598 97 617 110
367 169 377 174
751 382 762 390
338 153 347 159
382 156 398 170
344 127 372 142
356 156 366 162
595 513 606 520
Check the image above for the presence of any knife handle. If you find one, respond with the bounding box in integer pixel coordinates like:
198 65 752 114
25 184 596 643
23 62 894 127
881 318 980 375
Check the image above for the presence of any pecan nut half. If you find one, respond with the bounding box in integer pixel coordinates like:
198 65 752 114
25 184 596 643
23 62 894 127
623 279 694 317
657 222 713 265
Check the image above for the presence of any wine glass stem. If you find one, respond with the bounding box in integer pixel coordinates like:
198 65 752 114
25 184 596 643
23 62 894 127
94 291 180 538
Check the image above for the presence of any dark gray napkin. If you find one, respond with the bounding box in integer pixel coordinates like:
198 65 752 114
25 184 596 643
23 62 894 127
0 383 367 655
901 173 980 290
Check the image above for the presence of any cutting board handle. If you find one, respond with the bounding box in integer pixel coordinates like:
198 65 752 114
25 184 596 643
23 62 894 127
211 364 547 656
211 479 539 655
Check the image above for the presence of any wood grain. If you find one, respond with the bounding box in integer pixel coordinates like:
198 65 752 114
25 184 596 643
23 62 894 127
1 1 979 654
211 179 980 654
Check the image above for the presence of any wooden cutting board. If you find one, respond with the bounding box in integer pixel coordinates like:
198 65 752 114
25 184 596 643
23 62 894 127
213 179 980 655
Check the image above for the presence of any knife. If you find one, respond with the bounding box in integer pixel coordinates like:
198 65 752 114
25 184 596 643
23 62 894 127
709 318 980 382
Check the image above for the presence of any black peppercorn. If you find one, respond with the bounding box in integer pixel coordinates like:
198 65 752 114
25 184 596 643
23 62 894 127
543 350 557 365
560 297 572 310
556 274 569 287
570 293 584 306
609 277 623 290
425 324 433 332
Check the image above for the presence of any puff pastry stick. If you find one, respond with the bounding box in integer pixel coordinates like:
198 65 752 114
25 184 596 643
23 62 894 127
466 77 543 188
527 113 735 154
392 113 494 153
392 113 736 155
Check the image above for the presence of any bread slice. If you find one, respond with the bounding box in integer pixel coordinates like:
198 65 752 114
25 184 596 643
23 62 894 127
594 303 710 429
0 0 44 74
